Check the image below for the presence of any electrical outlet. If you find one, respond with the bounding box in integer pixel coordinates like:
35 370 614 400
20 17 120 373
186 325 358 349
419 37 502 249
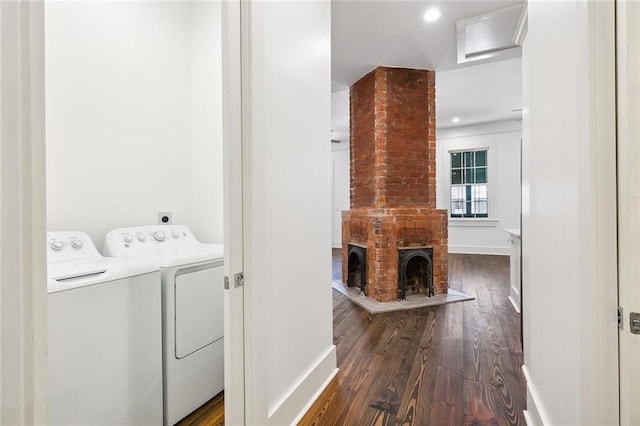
158 212 172 225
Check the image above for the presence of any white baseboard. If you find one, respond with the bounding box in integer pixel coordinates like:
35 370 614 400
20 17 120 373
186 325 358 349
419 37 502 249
522 365 550 426
508 285 521 313
268 345 338 426
332 242 341 249
448 245 510 255
523 409 536 426
508 295 521 313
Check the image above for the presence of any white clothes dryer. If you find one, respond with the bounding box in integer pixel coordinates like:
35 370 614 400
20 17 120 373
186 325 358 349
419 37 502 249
47 231 163 426
104 225 224 425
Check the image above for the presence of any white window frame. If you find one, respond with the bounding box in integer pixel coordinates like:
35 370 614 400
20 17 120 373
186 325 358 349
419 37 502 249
448 148 490 219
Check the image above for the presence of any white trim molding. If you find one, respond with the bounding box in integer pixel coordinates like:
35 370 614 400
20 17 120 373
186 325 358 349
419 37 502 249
448 245 509 256
514 1 528 46
449 218 499 228
521 366 550 426
0 1 48 424
268 346 338 426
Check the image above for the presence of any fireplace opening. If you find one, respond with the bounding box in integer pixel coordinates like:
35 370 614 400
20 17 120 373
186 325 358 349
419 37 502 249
398 248 433 300
347 244 367 293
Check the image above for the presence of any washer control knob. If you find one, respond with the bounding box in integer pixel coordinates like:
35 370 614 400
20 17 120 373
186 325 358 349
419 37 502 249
171 231 179 239
137 233 146 242
123 235 133 244
70 239 83 249
153 231 165 242
50 241 64 251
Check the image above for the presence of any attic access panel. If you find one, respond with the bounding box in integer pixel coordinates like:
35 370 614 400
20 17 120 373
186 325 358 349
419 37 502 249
456 4 525 64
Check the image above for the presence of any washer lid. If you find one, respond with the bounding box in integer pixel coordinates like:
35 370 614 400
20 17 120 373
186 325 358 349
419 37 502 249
47 256 159 294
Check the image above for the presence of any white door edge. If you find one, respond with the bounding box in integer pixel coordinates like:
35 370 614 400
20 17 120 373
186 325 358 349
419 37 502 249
616 1 640 423
222 0 247 424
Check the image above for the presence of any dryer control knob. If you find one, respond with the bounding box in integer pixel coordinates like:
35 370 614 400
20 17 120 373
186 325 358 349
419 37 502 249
171 231 179 239
50 240 64 251
137 233 146 242
123 235 133 244
70 239 83 249
153 231 165 242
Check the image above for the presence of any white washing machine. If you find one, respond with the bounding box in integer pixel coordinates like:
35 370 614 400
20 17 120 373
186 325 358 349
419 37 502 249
104 225 224 425
47 231 163 426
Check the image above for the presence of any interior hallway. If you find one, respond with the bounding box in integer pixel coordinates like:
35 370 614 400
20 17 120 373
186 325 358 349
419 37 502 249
300 251 525 425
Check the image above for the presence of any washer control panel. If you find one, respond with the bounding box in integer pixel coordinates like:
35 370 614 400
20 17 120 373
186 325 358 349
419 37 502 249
47 231 100 262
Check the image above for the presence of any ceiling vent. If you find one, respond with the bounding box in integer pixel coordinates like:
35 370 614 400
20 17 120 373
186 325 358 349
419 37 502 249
456 4 525 64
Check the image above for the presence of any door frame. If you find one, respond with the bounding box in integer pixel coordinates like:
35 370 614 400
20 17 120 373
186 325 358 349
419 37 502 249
0 1 249 423
0 1 48 423
616 1 640 423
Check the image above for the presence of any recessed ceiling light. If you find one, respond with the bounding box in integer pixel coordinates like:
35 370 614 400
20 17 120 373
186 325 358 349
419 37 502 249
423 8 441 23
452 117 460 123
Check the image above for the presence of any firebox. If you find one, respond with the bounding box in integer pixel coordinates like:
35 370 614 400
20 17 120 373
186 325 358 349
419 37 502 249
398 247 433 300
347 244 367 293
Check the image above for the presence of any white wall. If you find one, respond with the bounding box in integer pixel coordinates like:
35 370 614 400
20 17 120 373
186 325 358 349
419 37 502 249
522 1 618 424
331 90 350 248
190 1 224 244
331 89 349 142
243 1 337 424
332 143 349 247
45 1 223 249
436 121 521 255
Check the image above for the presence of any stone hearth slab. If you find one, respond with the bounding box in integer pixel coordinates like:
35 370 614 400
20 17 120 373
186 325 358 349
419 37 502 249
332 280 474 314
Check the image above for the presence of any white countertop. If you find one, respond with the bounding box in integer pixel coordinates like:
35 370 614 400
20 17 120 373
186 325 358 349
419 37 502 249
504 229 521 238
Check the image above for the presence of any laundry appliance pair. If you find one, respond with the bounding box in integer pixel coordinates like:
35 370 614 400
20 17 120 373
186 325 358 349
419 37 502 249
47 225 224 426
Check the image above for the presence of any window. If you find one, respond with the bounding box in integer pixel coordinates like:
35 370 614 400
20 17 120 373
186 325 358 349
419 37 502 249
450 149 488 218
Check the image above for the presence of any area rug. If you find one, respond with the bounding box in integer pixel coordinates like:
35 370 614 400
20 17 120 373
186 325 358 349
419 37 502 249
331 280 475 314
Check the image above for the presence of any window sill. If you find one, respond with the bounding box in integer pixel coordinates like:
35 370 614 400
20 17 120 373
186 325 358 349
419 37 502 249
448 218 499 228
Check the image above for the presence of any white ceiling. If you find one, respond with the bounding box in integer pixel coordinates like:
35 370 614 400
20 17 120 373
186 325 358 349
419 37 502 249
436 56 522 128
331 0 524 138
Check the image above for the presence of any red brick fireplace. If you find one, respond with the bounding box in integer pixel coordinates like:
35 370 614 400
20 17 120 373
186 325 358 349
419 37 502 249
341 66 448 302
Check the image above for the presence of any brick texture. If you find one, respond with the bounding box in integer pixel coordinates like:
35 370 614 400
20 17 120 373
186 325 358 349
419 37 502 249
343 66 448 302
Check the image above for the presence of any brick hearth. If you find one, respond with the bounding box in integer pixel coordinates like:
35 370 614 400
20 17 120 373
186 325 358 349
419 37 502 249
342 66 448 302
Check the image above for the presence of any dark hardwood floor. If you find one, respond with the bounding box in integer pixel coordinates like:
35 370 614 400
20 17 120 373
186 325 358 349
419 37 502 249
177 391 224 426
180 252 525 425
299 252 525 425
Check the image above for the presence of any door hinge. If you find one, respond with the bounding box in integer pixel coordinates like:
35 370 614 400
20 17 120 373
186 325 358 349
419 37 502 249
234 272 244 288
224 276 230 290
618 305 623 330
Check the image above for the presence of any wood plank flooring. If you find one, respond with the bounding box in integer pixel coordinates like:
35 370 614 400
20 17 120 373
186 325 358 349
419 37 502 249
299 252 525 426
177 391 224 426
180 252 525 425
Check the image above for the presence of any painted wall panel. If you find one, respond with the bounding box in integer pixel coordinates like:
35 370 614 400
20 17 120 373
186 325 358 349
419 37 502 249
243 1 336 423
45 1 223 248
522 1 618 424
